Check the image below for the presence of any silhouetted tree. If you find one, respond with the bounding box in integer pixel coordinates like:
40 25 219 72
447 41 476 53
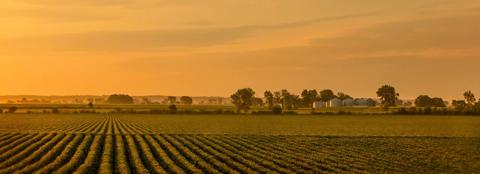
452 100 467 111
464 90 476 106
431 97 446 107
231 88 256 113
376 85 399 108
88 102 94 108
167 96 177 105
320 89 335 102
301 89 318 108
252 97 264 107
180 96 193 105
336 92 353 100
366 98 377 107
107 94 134 104
280 89 299 110
415 95 432 107
272 105 283 114
264 91 274 109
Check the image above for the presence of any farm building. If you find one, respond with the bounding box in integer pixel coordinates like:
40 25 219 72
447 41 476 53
355 98 369 106
313 101 327 108
330 98 343 107
343 98 355 107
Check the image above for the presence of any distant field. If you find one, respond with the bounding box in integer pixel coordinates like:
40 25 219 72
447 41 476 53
0 114 479 173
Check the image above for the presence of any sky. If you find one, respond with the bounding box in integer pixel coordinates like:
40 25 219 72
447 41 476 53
0 0 479 100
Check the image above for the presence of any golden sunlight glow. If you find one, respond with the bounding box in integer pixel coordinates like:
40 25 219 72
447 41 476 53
1 0 479 98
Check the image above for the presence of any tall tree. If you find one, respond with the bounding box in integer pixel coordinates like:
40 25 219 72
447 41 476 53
230 88 256 113
264 91 274 109
336 92 353 100
280 89 300 110
301 89 318 108
376 85 399 108
464 90 476 106
180 96 193 105
319 89 335 102
273 91 282 105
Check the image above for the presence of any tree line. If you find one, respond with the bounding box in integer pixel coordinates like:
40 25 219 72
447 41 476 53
231 85 400 113
231 85 480 115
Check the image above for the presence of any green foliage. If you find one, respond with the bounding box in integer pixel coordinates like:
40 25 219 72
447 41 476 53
107 94 134 104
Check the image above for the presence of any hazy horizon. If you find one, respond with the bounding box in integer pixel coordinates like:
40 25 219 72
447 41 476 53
1 0 479 100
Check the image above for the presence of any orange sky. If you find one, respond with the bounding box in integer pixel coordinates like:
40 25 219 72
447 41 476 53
1 0 479 99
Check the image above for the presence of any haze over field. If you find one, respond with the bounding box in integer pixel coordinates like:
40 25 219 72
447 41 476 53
1 0 479 99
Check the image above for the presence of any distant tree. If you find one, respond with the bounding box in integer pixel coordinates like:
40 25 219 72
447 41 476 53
415 95 432 107
0 108 3 114
376 85 399 108
252 97 264 107
88 102 94 108
431 97 446 107
231 88 256 113
273 91 282 105
366 98 377 107
167 96 177 105
319 89 335 102
280 89 299 110
301 89 318 108
107 94 134 104
272 105 283 114
336 92 353 100
8 106 18 113
404 101 413 107
264 91 274 109
464 90 476 106
180 96 193 105
452 100 467 111
168 104 177 113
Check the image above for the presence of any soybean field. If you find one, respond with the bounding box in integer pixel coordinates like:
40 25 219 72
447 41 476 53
0 114 479 173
